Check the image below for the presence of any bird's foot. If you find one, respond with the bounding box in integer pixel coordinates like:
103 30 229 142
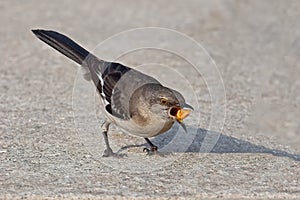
102 148 126 158
143 146 159 156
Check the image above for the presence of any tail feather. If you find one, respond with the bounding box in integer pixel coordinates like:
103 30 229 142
32 29 90 65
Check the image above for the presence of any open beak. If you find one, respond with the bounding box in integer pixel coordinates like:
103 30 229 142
169 106 192 132
182 103 194 111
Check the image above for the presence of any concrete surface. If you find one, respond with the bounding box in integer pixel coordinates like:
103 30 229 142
0 0 299 199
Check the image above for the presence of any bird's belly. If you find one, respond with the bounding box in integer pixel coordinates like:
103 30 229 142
112 117 175 138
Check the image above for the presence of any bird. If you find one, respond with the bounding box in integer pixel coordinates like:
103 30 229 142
32 29 193 157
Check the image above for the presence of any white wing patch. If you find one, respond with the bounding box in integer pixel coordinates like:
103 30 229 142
95 70 110 105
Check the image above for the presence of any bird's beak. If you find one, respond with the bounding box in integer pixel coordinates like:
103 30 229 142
182 103 194 111
169 106 192 133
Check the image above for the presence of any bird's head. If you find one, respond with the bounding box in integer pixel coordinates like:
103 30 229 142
130 84 193 132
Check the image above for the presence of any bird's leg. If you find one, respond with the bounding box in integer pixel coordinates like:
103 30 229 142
101 120 123 157
143 138 158 154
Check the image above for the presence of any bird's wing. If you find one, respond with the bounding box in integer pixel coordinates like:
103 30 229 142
85 59 160 120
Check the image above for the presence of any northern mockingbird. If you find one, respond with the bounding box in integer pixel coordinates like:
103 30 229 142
32 29 193 157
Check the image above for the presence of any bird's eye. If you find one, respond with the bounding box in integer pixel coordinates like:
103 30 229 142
160 97 168 105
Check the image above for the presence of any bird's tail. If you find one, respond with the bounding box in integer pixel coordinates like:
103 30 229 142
32 29 90 65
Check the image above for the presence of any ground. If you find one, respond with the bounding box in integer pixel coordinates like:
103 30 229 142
0 0 299 199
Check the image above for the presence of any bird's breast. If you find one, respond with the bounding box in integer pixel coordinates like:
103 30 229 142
113 116 175 138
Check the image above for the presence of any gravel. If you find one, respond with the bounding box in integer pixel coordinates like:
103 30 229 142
1 0 299 199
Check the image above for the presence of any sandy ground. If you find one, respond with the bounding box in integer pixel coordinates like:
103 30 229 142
0 0 299 199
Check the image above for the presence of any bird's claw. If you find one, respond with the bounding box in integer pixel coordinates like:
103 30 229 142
143 146 158 155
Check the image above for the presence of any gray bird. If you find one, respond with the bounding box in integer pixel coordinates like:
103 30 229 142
32 29 193 157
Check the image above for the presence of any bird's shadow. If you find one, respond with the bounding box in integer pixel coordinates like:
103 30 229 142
119 124 300 161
